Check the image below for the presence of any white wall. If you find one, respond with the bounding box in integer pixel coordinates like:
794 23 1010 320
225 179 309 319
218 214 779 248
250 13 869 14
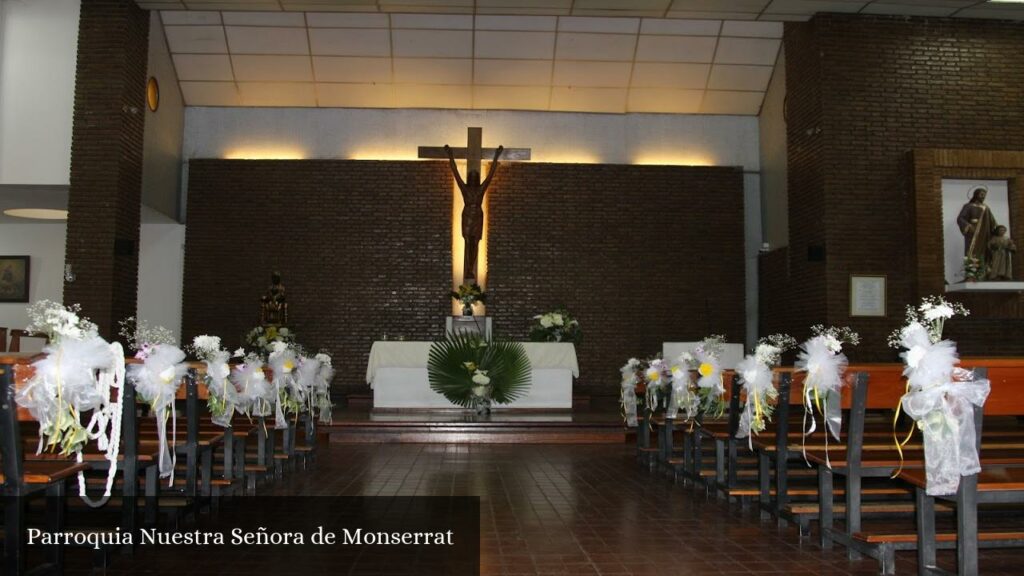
759 47 788 250
183 107 759 169
138 207 185 343
0 221 66 351
142 11 184 220
0 0 80 186
0 212 186 348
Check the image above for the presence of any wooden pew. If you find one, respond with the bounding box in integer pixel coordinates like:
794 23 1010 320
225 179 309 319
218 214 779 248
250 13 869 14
1 353 91 575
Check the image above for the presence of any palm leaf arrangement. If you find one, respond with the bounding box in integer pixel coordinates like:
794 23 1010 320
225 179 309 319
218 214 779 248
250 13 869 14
427 332 532 409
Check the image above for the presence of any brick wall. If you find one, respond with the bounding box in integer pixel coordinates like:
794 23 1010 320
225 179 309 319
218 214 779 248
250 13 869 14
183 160 453 398
64 0 149 339
762 14 1024 360
487 163 747 395
184 160 747 397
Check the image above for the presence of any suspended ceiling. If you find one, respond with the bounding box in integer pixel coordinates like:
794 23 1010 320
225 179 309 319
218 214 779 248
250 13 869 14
141 1 1024 115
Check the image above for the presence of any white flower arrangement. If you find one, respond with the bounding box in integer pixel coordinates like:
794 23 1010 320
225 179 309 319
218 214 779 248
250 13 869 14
529 309 582 344
887 295 969 349
26 299 98 344
191 335 236 427
118 316 177 358
681 335 729 419
736 333 796 444
312 352 335 424
796 326 858 464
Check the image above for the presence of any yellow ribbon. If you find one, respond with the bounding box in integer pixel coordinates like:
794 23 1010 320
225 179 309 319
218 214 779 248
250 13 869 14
891 380 916 478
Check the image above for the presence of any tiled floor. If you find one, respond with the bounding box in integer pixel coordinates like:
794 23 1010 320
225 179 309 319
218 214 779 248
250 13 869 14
63 443 1024 575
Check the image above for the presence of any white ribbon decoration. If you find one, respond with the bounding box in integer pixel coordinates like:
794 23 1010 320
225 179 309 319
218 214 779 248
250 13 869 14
621 380 638 427
795 336 848 468
76 343 125 507
314 359 335 424
204 354 236 428
735 354 776 449
128 344 187 486
667 365 699 421
268 348 297 429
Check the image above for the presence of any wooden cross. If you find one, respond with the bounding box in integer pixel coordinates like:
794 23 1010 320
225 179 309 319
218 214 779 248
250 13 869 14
419 127 531 284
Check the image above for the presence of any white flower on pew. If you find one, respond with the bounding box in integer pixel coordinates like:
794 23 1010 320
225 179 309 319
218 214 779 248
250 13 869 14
268 344 300 428
128 343 188 483
231 354 271 417
795 334 851 466
313 353 335 424
192 335 236 427
735 352 778 444
899 322 958 391
620 358 641 427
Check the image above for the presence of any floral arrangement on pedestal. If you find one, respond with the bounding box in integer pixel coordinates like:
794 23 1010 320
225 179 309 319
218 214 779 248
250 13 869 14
15 300 126 506
427 332 531 413
735 333 796 446
962 256 986 282
795 325 859 466
190 335 241 428
121 317 187 484
245 325 298 358
450 283 486 316
529 309 581 344
888 295 989 495
678 335 729 419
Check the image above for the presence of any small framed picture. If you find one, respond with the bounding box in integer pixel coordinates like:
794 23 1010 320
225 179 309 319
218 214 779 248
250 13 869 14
0 256 30 303
850 275 886 317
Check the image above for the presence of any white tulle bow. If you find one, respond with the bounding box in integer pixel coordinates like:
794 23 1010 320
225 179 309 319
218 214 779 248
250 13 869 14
735 355 776 448
128 344 187 484
795 336 848 467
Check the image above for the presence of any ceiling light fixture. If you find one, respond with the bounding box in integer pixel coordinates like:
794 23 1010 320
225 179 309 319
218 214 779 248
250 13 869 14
3 208 69 220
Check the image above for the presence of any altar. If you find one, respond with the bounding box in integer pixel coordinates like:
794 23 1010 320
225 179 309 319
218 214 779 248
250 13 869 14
366 341 579 410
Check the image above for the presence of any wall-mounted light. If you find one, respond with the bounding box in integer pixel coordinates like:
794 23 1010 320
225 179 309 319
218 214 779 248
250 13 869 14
146 77 160 112
64 263 76 283
3 208 68 220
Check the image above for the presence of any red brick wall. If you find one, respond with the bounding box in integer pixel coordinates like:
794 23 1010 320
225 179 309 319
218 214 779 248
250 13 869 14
183 160 453 397
184 160 747 397
761 14 1024 360
64 0 149 339
486 163 747 395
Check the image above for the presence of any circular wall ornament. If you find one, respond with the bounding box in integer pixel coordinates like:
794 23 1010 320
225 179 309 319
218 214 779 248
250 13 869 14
146 77 159 112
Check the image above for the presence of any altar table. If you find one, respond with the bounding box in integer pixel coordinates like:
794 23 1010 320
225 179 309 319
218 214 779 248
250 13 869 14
366 341 579 409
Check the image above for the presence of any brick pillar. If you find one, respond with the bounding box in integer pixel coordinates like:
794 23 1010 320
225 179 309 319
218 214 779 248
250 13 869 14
64 0 149 339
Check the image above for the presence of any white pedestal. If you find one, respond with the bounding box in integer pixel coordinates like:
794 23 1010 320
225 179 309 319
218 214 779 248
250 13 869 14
445 316 492 339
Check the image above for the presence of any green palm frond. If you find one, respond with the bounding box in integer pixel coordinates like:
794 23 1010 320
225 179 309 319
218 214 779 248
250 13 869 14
428 332 532 408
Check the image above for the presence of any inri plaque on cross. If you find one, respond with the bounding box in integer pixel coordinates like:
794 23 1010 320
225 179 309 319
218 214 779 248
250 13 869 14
418 127 531 283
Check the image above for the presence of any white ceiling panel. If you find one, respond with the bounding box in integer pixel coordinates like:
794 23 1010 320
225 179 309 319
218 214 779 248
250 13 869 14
474 15 557 31
225 26 310 54
627 87 703 113
556 33 637 61
631 62 710 88
173 54 235 81
720 20 783 38
714 37 781 65
391 13 474 29
473 59 553 86
308 28 391 56
180 81 240 106
317 83 396 107
238 82 318 106
700 89 763 114
553 60 633 87
557 16 640 34
550 86 628 113
164 25 229 53
639 18 720 35
305 13 390 27
312 56 392 83
635 35 717 63
473 85 551 110
707 64 773 91
160 11 221 25
394 84 473 108
222 11 306 26
392 29 473 57
232 55 314 81
393 57 473 84
668 0 768 12
475 31 556 59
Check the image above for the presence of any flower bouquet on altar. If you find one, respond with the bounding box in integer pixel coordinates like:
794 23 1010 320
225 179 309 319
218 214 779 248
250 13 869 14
529 309 581 344
735 333 796 446
450 283 486 316
245 324 298 359
427 332 531 413
888 295 989 495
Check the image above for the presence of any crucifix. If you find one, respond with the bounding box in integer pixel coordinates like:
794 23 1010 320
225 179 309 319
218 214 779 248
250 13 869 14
418 127 531 284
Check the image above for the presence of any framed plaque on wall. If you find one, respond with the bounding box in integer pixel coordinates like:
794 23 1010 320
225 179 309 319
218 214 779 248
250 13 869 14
850 275 886 317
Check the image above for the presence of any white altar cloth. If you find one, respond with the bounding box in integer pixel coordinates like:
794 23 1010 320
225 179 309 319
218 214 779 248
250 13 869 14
366 341 579 409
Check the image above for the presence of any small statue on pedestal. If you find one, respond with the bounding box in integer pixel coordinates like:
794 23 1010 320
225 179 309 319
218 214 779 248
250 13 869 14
260 271 288 326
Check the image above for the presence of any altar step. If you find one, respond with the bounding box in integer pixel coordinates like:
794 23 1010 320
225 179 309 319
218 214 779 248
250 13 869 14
325 411 625 444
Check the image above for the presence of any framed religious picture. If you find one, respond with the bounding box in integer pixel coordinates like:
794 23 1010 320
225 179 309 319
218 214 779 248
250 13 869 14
850 275 886 317
0 256 30 303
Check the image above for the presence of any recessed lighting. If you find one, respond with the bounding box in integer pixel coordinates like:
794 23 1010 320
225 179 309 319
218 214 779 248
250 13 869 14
3 208 69 220
988 0 1024 4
